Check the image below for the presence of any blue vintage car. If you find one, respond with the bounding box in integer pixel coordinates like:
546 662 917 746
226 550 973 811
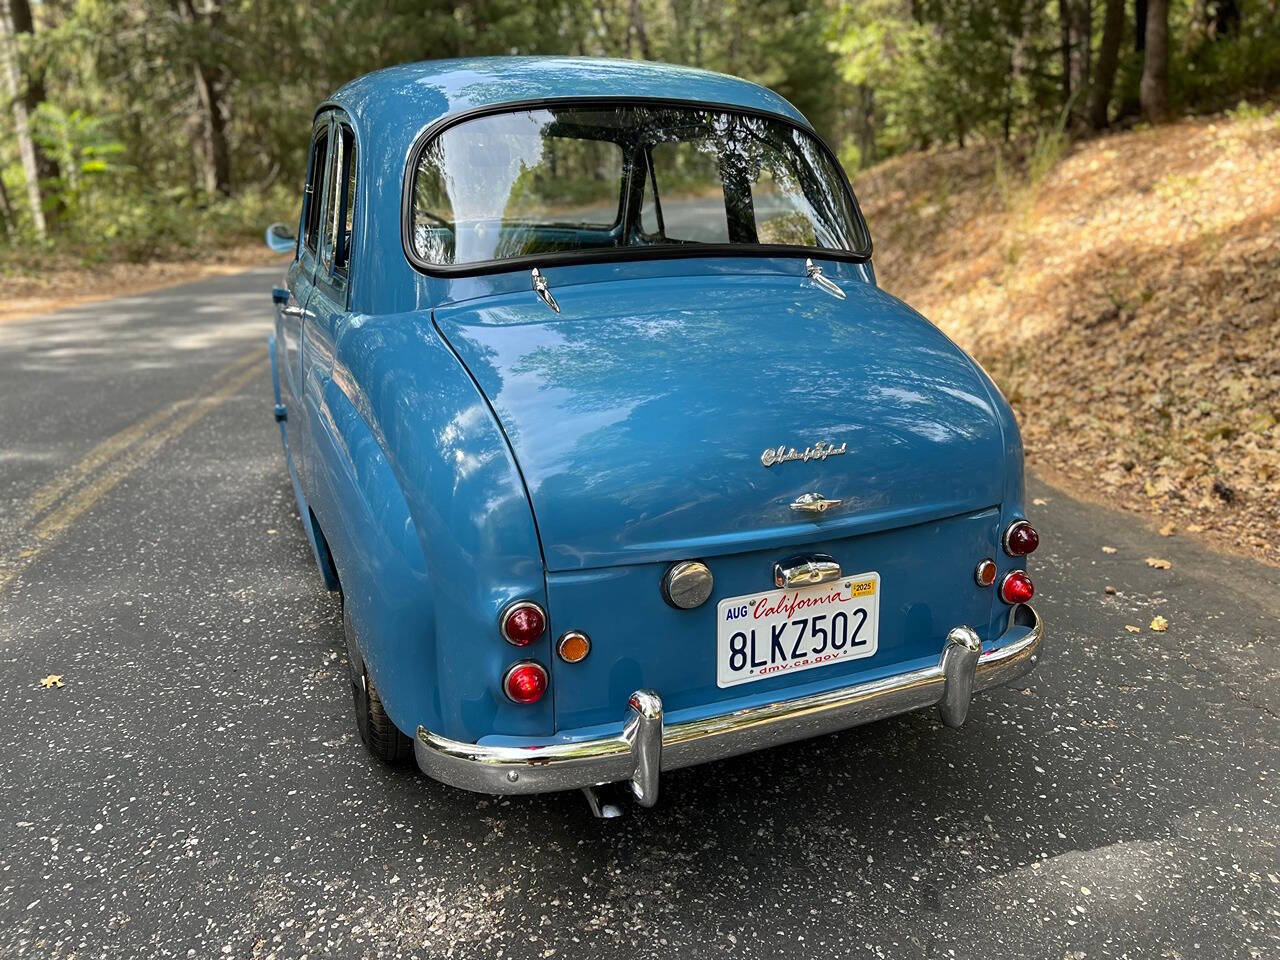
266 57 1042 815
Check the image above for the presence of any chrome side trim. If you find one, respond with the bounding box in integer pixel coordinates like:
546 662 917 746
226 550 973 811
414 604 1043 800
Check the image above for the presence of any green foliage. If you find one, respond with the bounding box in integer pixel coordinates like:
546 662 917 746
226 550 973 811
1 0 1276 265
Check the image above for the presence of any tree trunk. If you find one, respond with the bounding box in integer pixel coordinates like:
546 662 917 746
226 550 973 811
0 165 14 237
1135 0 1148 50
1004 0 1027 142
8 0 60 220
855 84 876 168
628 0 653 60
1213 0 1240 37
0 2 44 237
1076 0 1093 92
174 0 231 197
1059 0 1073 108
1090 0 1127 128
1140 0 1171 123
192 60 231 195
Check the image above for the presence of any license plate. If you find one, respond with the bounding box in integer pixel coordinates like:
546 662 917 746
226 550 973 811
715 573 880 688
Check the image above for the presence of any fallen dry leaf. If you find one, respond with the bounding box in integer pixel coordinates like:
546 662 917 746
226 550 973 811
40 674 64 688
1150 615 1169 632
1102 546 1118 554
1159 523 1176 537
1145 557 1173 570
1125 625 1141 634
1032 497 1049 506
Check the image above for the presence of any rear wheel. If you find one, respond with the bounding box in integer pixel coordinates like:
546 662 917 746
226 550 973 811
344 603 413 764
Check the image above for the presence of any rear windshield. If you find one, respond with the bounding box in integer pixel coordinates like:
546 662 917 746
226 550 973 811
409 103 870 269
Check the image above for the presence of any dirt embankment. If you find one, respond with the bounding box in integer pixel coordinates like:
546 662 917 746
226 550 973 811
857 109 1280 565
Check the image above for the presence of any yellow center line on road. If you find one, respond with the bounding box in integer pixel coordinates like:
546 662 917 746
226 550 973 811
0 353 268 596
25 349 264 518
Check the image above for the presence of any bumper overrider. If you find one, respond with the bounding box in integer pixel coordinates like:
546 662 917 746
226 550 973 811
415 604 1043 806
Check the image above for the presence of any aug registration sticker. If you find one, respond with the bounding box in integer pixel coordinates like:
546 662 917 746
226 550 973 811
715 573 880 688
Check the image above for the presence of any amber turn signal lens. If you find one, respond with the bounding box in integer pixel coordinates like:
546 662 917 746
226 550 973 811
974 559 997 587
503 661 548 704
557 631 591 663
500 600 546 647
1000 570 1035 604
1003 520 1040 557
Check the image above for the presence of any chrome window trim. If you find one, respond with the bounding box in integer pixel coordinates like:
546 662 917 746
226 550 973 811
398 95 875 278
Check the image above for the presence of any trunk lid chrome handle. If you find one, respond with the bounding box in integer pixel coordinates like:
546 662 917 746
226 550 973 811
774 554 843 589
804 258 846 300
531 267 561 313
790 491 844 514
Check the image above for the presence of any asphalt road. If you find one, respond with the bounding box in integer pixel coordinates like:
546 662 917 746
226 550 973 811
1 269 1277 960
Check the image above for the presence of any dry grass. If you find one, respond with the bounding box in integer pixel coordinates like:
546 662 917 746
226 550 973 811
857 108 1280 565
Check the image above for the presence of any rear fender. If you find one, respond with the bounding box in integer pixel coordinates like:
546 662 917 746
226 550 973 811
304 379 438 729
309 311 549 743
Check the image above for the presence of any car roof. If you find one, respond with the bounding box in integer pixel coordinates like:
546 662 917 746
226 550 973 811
321 58 815 315
326 56 809 148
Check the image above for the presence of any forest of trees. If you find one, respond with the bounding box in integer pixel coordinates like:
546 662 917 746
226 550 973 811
1 0 1277 258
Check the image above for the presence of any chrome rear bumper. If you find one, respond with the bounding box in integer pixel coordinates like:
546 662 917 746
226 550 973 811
415 604 1043 805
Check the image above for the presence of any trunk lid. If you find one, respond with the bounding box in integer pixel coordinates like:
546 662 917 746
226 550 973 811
434 272 1005 571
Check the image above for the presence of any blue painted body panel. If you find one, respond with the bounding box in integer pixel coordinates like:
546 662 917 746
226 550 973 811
434 270 1006 571
268 58 1029 748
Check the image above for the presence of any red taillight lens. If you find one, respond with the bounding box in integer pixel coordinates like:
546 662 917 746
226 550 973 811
500 601 546 647
1000 570 1035 604
503 661 548 704
1003 520 1040 557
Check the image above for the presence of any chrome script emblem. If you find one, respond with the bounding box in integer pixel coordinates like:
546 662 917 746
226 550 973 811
761 440 848 468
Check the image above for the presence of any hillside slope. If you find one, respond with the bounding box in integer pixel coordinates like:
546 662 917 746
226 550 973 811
856 109 1280 565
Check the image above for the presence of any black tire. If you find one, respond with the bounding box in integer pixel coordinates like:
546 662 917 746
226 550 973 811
345 603 414 764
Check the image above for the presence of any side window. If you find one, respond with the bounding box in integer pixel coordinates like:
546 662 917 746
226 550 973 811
649 141 730 243
303 127 329 255
327 124 357 279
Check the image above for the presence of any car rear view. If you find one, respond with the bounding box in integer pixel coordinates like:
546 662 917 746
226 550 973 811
276 59 1043 816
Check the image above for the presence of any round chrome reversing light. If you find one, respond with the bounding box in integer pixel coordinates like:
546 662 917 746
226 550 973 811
662 560 714 610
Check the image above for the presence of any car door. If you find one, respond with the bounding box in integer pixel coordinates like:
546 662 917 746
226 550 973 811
298 116 358 493
278 118 331 416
